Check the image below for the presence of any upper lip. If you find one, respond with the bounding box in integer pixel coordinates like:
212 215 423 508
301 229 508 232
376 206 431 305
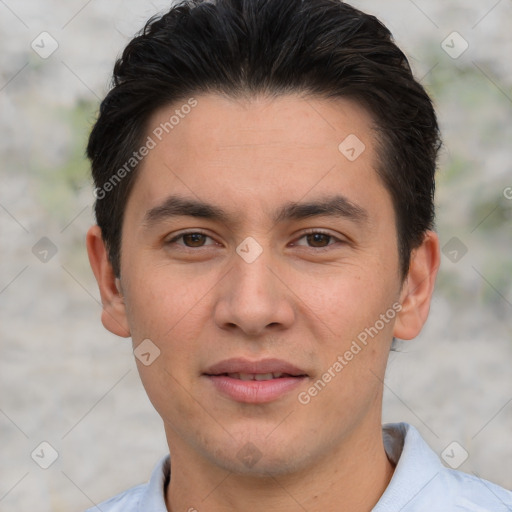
204 358 308 377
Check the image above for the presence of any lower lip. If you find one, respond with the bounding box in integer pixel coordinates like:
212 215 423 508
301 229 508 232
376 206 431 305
205 375 306 403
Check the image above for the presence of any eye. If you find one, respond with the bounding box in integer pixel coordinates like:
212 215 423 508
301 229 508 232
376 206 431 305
293 230 344 249
165 231 216 248
165 230 345 250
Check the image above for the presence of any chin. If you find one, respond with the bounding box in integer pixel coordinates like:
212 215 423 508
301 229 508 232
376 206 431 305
202 432 315 477
213 452 305 478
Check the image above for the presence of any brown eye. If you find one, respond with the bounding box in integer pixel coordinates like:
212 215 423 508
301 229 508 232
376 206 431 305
305 233 332 248
166 231 215 248
182 233 207 247
293 230 342 249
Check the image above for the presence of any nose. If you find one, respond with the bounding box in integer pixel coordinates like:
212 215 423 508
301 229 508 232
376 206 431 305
213 243 295 338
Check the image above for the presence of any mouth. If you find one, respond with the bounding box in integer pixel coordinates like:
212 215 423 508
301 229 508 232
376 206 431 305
217 372 303 381
203 358 308 403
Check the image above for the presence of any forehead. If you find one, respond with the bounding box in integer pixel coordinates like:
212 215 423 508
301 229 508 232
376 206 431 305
147 93 376 159
127 93 389 226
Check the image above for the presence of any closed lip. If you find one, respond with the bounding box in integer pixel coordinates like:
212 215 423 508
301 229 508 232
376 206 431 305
203 358 308 377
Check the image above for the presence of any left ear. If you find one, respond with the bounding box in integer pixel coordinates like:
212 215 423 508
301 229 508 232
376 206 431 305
393 230 440 340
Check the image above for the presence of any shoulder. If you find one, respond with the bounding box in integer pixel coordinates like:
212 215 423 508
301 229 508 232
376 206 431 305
378 423 512 511
84 483 147 512
83 454 170 512
435 467 512 509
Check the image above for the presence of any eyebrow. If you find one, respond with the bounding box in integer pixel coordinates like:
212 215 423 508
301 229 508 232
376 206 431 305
142 193 368 228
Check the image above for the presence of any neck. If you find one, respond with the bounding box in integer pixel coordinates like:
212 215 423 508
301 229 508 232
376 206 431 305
165 420 395 512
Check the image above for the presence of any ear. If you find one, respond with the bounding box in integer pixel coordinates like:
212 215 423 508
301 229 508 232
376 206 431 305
393 230 440 340
86 225 131 338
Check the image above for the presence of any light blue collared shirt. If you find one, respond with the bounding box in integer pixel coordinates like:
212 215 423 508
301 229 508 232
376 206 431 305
86 423 512 511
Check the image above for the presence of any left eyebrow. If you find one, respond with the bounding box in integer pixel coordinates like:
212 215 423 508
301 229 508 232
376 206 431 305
142 193 369 229
273 195 369 225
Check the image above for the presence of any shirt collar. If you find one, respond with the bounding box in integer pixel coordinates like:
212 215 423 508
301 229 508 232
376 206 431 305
138 454 170 512
374 422 443 510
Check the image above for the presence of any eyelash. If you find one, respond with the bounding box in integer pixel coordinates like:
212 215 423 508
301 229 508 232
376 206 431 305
165 229 344 250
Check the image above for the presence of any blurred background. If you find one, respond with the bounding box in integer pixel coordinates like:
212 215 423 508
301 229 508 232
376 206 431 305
0 0 511 510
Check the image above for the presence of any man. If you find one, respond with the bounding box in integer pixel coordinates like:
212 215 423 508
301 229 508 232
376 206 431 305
85 0 512 510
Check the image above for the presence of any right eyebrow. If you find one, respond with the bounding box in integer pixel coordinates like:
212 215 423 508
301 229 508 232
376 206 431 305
143 195 234 229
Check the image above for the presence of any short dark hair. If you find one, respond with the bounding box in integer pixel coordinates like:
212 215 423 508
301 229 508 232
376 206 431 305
87 0 441 278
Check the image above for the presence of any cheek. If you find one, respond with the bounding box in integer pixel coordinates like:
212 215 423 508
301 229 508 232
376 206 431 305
136 358 205 438
294 263 398 341
122 261 212 342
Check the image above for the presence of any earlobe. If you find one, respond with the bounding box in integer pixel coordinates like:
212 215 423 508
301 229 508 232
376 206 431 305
393 231 440 341
86 225 131 338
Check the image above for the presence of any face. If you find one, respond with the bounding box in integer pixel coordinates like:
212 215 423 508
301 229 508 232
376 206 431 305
89 93 437 476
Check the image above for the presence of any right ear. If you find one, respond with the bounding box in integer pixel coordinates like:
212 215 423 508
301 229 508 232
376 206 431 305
86 225 131 338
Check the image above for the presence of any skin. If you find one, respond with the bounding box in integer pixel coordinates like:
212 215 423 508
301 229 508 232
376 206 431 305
87 93 440 512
